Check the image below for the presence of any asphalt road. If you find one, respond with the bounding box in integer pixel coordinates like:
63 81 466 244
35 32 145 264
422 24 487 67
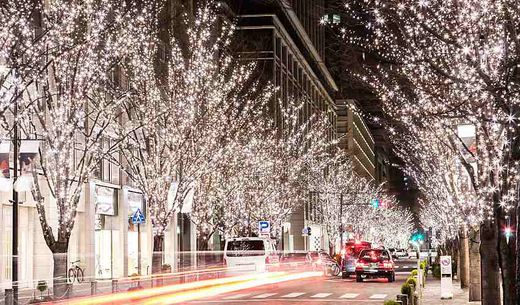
178 258 419 305
181 272 412 304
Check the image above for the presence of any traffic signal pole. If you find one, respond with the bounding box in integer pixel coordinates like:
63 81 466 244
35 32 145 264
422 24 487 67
339 193 343 247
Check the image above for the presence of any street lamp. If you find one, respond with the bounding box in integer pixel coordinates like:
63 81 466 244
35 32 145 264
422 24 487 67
409 240 423 305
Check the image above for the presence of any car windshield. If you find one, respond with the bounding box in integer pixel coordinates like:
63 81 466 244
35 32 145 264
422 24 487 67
359 250 390 262
226 240 265 257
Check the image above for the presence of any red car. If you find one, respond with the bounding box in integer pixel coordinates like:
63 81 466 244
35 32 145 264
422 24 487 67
355 249 395 282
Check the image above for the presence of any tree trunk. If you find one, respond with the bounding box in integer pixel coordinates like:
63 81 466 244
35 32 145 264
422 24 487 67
52 251 69 298
480 220 501 305
152 234 165 274
469 227 481 301
498 209 517 305
197 232 211 268
459 230 470 289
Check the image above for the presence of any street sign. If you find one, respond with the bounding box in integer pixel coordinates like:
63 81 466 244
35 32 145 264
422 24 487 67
258 221 270 234
440 256 453 299
131 208 145 224
301 227 312 236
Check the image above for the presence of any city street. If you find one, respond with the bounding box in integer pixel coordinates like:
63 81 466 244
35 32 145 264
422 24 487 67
30 259 416 305
1 0 516 303
179 258 417 305
183 272 409 305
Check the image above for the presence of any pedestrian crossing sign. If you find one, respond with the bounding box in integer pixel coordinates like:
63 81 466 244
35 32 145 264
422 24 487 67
131 208 145 224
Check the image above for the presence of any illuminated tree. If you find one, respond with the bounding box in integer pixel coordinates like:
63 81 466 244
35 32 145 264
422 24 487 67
189 98 337 248
335 0 520 302
1 0 152 296
119 5 271 272
307 152 412 253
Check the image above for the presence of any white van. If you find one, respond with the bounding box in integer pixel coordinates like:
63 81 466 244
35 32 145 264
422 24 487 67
224 237 279 272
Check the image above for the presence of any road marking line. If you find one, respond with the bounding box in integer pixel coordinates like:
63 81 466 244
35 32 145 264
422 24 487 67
190 299 390 303
282 292 305 298
311 293 332 298
340 293 360 299
369 294 387 299
252 293 278 299
223 293 251 299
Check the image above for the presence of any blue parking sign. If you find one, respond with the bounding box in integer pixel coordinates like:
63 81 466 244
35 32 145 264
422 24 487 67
258 221 270 234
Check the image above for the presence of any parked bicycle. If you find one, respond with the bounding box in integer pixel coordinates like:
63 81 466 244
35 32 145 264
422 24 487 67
68 260 84 283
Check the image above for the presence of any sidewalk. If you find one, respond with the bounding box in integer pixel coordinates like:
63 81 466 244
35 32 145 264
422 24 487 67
421 279 481 305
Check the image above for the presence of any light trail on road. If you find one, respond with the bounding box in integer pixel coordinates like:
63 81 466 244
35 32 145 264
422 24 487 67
140 271 323 305
56 272 287 305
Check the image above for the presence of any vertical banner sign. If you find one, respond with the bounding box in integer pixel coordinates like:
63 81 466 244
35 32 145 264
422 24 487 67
0 142 11 192
14 140 39 192
440 256 453 299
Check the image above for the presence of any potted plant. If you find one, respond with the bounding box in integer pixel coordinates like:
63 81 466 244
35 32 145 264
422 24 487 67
401 283 413 304
29 281 52 303
161 264 172 273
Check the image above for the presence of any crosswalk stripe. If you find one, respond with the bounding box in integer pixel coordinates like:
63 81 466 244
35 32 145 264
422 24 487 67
340 293 359 299
252 293 278 299
369 294 387 299
223 293 251 300
281 292 305 298
311 293 332 298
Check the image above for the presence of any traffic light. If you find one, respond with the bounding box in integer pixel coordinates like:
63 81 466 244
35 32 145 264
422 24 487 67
411 231 425 242
370 198 380 208
307 227 312 236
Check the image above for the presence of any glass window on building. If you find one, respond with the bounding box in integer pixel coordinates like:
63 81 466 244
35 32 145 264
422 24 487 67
94 185 119 279
2 205 12 282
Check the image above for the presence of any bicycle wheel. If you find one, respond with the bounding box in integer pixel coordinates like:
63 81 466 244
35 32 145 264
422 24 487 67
331 264 340 276
76 267 84 283
68 268 76 283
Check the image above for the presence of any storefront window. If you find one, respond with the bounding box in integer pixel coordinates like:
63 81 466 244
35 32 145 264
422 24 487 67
94 185 118 279
2 206 12 281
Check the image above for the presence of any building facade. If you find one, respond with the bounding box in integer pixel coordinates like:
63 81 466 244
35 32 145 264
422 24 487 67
227 0 338 252
337 99 376 181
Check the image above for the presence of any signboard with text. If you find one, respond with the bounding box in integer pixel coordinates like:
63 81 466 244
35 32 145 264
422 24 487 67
440 256 453 299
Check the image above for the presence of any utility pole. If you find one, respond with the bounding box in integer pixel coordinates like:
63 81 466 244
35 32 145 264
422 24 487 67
339 193 343 247
11 82 19 305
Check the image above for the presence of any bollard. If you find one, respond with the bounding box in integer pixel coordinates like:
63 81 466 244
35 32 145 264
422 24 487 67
90 281 97 295
414 290 420 305
112 279 118 293
4 289 13 305
397 294 409 305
